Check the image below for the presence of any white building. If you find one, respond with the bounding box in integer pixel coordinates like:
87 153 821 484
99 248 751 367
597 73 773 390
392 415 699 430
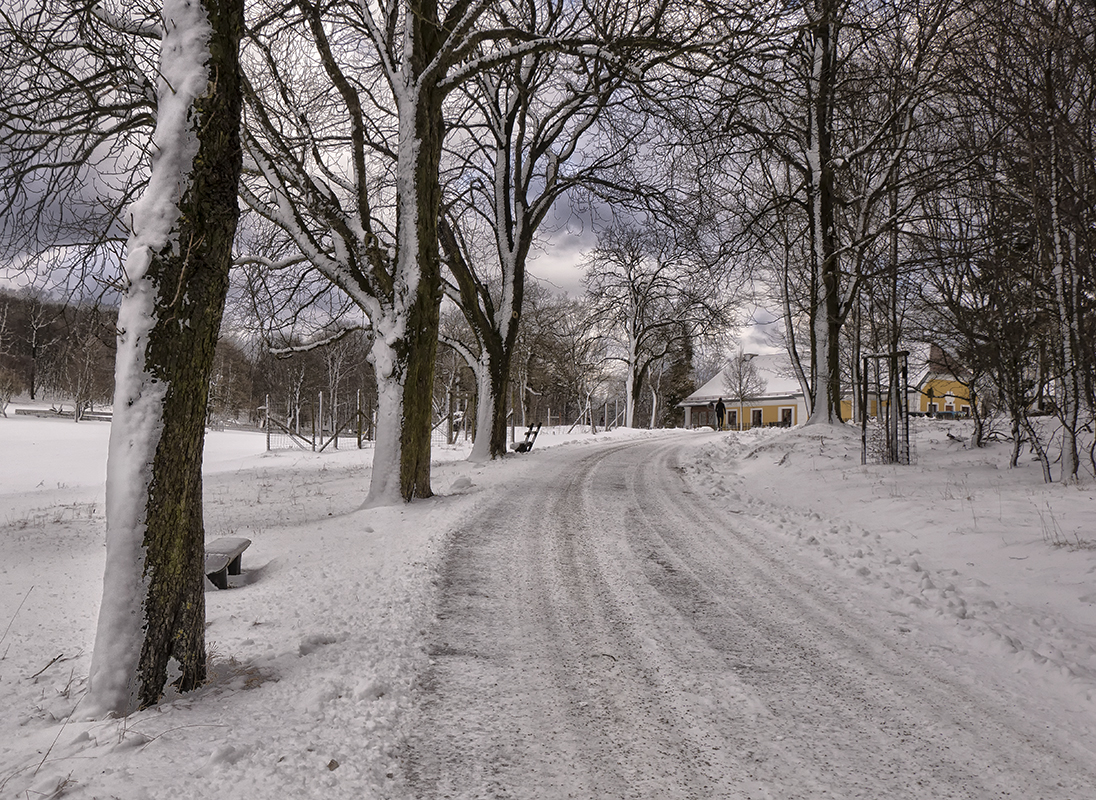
680 353 809 430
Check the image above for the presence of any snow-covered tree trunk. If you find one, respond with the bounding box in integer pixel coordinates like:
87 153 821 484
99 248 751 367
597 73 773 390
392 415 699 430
367 334 407 504
438 215 521 462
468 357 494 462
436 333 499 464
1047 115 1079 483
803 0 841 426
364 69 445 503
87 0 243 715
484 320 518 461
624 330 639 428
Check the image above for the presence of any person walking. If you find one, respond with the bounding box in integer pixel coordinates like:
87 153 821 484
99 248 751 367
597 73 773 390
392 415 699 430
715 397 726 431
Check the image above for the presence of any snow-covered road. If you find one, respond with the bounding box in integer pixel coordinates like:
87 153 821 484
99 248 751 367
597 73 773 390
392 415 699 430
406 435 1096 799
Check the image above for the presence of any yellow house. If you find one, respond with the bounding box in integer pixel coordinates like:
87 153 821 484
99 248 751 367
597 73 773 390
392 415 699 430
682 347 972 427
680 354 808 430
913 346 972 417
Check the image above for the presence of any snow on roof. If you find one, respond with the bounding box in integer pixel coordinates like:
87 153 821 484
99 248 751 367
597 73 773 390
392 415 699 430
909 345 970 390
683 348 965 406
683 352 803 405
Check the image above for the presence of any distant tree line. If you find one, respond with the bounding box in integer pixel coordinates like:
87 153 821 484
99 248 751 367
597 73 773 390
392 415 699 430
0 288 115 417
0 283 704 431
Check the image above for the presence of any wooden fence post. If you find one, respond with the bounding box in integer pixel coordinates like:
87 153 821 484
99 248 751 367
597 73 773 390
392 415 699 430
447 388 454 445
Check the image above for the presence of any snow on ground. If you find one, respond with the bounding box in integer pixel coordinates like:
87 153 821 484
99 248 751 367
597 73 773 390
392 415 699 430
1 409 1095 798
696 420 1096 713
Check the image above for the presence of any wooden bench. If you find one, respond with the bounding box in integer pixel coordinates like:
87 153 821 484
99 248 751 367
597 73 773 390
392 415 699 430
510 423 542 453
205 537 251 590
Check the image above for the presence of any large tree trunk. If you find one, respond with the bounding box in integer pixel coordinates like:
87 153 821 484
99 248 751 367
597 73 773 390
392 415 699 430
804 0 842 425
399 74 445 500
366 25 446 503
468 359 495 463
365 222 443 505
461 340 515 463
625 370 636 428
366 337 406 505
399 268 442 499
486 348 514 459
88 0 243 715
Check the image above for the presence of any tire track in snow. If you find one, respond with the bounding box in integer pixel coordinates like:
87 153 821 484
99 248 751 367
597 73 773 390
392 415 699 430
625 439 1096 798
404 436 1096 799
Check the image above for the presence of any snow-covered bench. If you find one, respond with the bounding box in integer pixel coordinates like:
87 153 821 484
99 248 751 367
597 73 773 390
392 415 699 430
205 537 251 590
510 423 541 453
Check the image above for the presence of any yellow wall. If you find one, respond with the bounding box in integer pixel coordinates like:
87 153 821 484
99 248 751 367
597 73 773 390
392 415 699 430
723 401 797 429
840 397 895 419
918 378 971 414
838 379 972 419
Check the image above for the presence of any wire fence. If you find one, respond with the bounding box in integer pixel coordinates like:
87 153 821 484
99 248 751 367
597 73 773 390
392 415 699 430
263 392 473 453
860 352 912 466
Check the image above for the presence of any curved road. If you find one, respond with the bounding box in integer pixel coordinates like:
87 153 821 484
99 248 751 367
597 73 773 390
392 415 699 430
404 436 1096 799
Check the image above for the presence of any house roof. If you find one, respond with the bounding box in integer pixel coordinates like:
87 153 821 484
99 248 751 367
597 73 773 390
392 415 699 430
682 353 804 407
682 348 969 408
913 344 970 389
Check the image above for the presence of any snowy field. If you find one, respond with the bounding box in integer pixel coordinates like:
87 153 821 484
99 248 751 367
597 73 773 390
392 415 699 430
1 411 1095 798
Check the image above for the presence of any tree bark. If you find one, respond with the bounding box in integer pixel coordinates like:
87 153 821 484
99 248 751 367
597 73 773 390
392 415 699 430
137 0 243 707
805 0 842 425
487 348 514 458
393 12 447 501
89 0 243 713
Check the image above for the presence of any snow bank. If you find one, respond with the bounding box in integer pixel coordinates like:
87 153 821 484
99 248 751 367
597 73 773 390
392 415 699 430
681 420 1096 714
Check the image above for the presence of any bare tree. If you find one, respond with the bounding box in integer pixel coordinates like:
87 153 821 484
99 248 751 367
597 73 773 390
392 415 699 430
985 0 1096 481
910 0 1096 482
584 222 732 427
722 350 766 430
536 296 609 428
239 0 690 491
438 23 634 460
507 279 567 427
15 287 65 401
732 0 973 425
48 304 116 419
3 0 248 713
